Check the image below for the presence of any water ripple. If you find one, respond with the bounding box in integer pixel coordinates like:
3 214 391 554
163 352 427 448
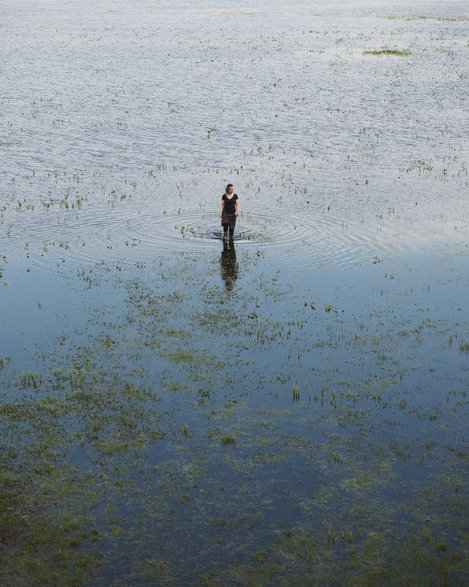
4 206 464 273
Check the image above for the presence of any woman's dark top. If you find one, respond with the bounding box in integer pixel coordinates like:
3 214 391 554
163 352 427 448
222 193 238 215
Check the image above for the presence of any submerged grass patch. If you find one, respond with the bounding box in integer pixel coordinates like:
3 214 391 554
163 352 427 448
383 15 469 22
1 242 468 584
363 48 412 56
220 435 236 445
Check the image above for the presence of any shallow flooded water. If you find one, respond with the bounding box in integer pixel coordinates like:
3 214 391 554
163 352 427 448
1 0 468 585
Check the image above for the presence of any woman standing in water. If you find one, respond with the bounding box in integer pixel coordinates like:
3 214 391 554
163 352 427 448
219 184 240 239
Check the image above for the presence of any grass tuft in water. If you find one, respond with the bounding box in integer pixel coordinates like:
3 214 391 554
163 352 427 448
220 435 236 445
363 48 412 56
292 384 301 401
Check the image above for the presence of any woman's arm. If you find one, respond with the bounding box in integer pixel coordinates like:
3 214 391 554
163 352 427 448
219 199 224 217
235 199 240 216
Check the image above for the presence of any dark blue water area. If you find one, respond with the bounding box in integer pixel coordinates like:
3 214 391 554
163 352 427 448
0 262 124 372
3 233 467 418
1 226 468 584
1 266 81 366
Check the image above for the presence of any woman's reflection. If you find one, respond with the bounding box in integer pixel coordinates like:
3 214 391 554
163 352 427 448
220 239 239 290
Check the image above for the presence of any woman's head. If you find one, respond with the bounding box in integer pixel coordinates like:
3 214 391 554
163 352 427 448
225 183 234 195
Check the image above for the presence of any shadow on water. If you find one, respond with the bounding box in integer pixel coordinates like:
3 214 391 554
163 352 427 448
220 237 239 291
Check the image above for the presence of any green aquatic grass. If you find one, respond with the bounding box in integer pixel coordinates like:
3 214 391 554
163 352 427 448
292 384 301 401
220 435 236 445
383 15 469 22
1 249 468 584
363 48 412 56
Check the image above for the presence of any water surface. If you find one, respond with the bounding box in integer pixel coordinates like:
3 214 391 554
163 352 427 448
1 0 468 584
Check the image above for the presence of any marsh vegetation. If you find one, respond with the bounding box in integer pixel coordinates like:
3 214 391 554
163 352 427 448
1 0 468 584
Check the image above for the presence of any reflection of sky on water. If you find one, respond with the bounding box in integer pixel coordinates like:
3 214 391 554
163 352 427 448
1 0 468 231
